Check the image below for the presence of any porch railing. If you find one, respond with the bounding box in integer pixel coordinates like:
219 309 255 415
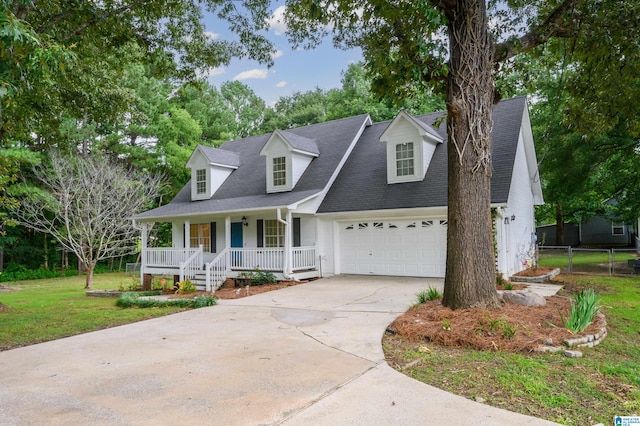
229 247 284 271
292 246 316 271
205 248 229 292
179 245 203 282
145 247 201 267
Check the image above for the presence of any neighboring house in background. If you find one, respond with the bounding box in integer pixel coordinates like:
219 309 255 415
537 200 636 247
133 96 543 290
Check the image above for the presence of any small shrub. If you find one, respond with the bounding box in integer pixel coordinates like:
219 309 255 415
441 318 451 331
415 287 442 305
504 282 514 290
116 292 216 308
238 268 276 285
176 279 196 294
496 273 507 287
501 321 518 340
565 288 601 333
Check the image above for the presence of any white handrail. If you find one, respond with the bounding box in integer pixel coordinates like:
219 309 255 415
205 248 230 292
179 245 203 282
292 246 317 271
145 248 199 267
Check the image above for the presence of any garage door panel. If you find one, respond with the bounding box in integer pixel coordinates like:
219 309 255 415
339 218 447 278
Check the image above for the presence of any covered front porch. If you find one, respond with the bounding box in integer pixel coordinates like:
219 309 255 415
136 209 320 291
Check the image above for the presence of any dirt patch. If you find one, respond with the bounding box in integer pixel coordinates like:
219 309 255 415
167 281 307 300
495 283 527 290
0 301 9 312
387 295 605 353
512 267 555 277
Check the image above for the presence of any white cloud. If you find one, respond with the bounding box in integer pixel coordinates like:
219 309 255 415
197 66 225 79
205 31 220 40
233 68 269 80
271 49 284 59
276 81 287 88
267 5 287 35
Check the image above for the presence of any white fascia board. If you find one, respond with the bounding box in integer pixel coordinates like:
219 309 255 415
209 162 238 170
290 148 319 158
520 103 544 205
316 205 448 220
381 110 443 144
135 205 292 223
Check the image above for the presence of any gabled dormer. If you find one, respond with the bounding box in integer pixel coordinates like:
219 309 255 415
380 111 443 184
260 129 319 193
186 145 240 201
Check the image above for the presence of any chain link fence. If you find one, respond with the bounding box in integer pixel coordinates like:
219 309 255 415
538 246 640 276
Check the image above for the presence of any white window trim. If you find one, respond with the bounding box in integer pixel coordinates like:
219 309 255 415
395 142 415 177
272 156 286 187
189 223 210 249
264 219 285 247
195 169 207 194
612 223 625 236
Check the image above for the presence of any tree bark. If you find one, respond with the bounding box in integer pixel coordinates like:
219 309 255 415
85 263 95 289
442 0 499 309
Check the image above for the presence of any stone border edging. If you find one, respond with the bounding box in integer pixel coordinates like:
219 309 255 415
535 312 607 356
510 268 561 283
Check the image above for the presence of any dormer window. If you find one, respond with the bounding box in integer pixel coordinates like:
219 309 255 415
380 111 443 184
196 169 207 194
186 145 240 201
273 157 286 187
396 143 415 177
260 129 319 193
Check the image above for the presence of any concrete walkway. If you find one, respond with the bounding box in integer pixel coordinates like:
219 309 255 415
0 276 559 425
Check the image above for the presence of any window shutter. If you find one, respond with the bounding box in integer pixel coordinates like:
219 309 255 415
183 223 186 248
257 219 264 248
210 222 216 253
293 218 301 247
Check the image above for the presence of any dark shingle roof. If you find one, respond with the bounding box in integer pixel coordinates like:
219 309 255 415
317 96 526 213
198 145 240 168
134 114 370 219
278 130 319 155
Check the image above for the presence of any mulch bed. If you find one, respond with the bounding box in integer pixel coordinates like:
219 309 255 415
167 281 307 300
512 267 556 277
388 296 606 353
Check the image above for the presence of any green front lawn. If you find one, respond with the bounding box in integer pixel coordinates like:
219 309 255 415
0 273 189 350
539 251 637 268
384 274 640 425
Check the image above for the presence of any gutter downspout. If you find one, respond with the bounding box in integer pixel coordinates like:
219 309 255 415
277 208 294 280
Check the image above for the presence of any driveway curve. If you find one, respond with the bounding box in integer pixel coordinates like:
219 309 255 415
0 275 558 425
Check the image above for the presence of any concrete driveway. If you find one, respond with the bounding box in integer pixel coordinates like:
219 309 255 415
0 275 557 425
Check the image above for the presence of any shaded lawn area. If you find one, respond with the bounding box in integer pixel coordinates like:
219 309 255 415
384 274 640 425
539 250 637 269
0 273 189 351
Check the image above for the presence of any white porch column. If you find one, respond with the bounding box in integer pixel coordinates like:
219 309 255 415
285 210 293 275
225 216 231 270
140 222 148 286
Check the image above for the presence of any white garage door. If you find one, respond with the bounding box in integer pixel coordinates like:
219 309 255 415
339 219 447 277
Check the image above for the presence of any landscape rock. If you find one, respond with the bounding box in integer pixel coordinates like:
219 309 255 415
564 350 583 358
499 290 546 306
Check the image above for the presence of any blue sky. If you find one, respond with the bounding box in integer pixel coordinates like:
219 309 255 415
202 5 363 106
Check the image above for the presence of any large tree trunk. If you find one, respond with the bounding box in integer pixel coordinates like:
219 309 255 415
442 0 499 310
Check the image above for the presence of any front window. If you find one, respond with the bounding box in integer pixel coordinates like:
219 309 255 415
273 157 286 186
264 219 285 247
396 142 414 177
196 169 206 194
190 223 210 249
612 223 625 235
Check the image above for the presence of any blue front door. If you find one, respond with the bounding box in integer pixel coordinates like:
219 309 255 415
231 222 243 267
231 222 243 247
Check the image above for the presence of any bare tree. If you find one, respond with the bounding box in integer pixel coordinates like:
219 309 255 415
16 152 163 288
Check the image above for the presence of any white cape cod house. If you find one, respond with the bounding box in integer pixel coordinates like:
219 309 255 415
133 96 543 290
